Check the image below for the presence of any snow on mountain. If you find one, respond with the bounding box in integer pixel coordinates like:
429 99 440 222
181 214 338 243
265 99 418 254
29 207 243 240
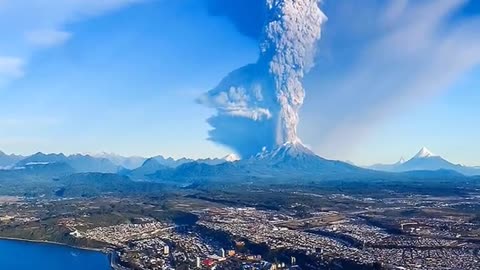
140 142 369 182
16 152 68 167
413 147 436 159
368 147 480 176
89 152 146 170
246 142 362 175
67 154 120 173
3 147 477 181
15 152 120 173
254 142 314 160
223 153 240 162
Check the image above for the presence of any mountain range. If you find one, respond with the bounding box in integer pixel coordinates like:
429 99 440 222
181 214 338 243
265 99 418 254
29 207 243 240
0 151 24 169
89 152 147 170
131 143 480 183
0 151 240 175
14 152 120 173
368 147 480 176
131 142 379 183
0 146 478 185
95 152 240 170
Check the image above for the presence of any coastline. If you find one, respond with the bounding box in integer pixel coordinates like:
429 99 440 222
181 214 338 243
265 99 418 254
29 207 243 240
0 236 107 253
0 236 129 270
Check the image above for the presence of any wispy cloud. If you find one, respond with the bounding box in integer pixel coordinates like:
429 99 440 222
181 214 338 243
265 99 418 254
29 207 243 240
0 56 24 86
0 0 144 86
25 29 72 48
300 0 480 159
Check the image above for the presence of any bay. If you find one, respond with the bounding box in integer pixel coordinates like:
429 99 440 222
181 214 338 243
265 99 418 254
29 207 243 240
0 239 110 270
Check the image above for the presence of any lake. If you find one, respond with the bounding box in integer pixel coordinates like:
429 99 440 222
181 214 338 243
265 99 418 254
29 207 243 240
0 239 111 270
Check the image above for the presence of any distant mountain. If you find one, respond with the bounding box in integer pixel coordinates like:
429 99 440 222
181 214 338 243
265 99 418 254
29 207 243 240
149 155 226 168
0 161 76 191
368 157 406 171
16 152 68 167
138 158 169 173
147 142 370 182
90 152 146 170
3 146 477 188
0 146 475 198
197 157 235 166
147 154 237 169
148 144 479 184
125 158 171 180
125 154 239 180
67 154 120 173
368 147 480 176
148 155 186 168
223 153 240 162
150 162 226 182
15 152 59 167
9 151 240 177
15 153 120 173
398 147 453 172
89 152 235 170
0 151 24 169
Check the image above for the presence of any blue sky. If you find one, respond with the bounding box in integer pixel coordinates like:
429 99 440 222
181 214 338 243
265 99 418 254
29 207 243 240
0 0 479 166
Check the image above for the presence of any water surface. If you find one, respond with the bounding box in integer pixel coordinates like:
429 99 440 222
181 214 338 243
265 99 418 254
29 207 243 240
0 239 110 270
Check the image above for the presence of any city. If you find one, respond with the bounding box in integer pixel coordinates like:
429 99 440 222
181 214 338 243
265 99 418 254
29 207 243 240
0 187 478 269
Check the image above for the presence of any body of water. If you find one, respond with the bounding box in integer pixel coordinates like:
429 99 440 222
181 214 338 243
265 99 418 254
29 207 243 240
0 239 110 270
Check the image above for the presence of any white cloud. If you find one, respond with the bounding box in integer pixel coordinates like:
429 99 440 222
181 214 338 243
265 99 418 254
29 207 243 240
0 56 24 86
0 0 145 86
25 29 72 47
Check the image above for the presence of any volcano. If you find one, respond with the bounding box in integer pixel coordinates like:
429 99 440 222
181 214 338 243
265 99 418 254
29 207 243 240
246 142 361 174
145 142 369 182
368 147 480 176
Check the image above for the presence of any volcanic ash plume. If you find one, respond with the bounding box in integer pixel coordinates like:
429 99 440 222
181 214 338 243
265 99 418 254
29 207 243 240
199 0 326 158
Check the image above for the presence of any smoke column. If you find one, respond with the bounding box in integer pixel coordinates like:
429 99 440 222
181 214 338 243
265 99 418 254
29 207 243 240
199 0 326 158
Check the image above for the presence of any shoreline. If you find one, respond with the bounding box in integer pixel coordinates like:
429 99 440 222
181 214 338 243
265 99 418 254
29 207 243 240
0 236 126 270
0 236 108 253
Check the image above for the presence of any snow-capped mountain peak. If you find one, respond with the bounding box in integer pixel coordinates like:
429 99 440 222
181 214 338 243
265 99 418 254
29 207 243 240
413 147 436 159
254 142 315 160
223 153 240 162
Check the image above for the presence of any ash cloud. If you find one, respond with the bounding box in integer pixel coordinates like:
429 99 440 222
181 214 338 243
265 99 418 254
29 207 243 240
199 0 327 158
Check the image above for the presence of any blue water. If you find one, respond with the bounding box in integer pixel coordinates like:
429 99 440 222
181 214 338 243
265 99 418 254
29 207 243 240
0 239 110 270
